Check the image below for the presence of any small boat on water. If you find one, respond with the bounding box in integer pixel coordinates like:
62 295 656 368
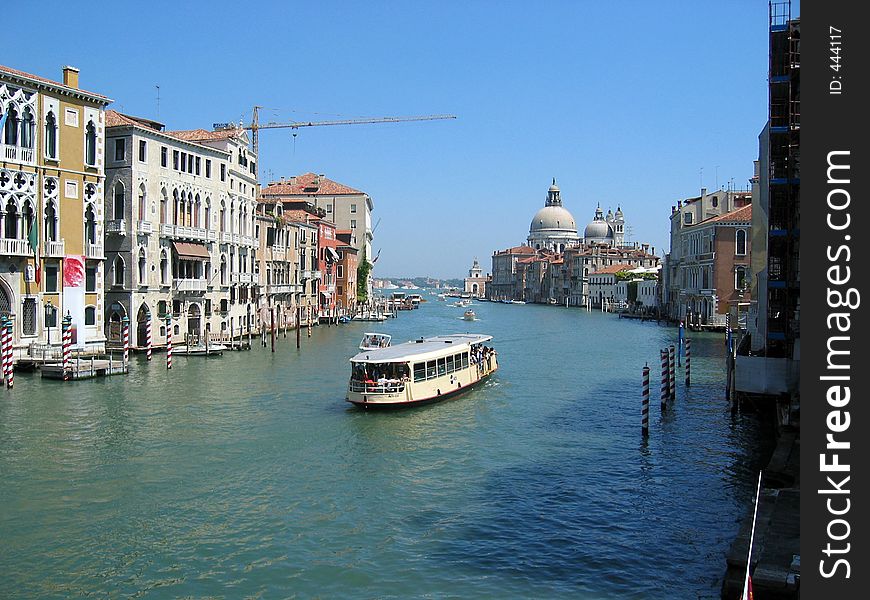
346 334 499 409
354 312 387 322
463 309 476 321
359 333 392 351
173 343 227 356
511 300 526 304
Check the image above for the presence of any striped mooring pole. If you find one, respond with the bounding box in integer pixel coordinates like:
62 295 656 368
725 312 731 347
1 316 8 388
642 365 650 436
678 321 684 366
669 344 676 402
122 315 130 367
2 317 11 389
5 319 13 389
146 312 153 361
166 315 173 370
62 314 72 381
685 338 692 386
660 348 669 410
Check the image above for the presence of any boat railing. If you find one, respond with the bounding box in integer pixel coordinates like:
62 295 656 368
349 380 406 394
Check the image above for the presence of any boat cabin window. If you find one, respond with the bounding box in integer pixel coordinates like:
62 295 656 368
413 362 426 382
437 358 447 376
351 362 408 382
426 360 437 379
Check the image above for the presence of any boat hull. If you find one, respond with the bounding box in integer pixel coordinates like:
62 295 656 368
347 367 496 410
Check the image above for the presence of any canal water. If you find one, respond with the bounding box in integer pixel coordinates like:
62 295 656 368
0 298 773 598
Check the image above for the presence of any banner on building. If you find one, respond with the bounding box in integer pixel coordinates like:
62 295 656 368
63 255 86 349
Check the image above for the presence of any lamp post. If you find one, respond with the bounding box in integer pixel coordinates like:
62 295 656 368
44 299 54 348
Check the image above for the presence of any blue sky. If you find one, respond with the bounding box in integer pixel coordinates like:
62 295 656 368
12 1 780 279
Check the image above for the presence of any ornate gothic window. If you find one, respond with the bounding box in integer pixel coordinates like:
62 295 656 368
44 200 58 242
84 204 97 245
21 107 35 149
4 199 18 239
113 255 125 287
85 121 97 166
3 106 19 145
160 250 168 285
138 248 147 285
138 184 146 221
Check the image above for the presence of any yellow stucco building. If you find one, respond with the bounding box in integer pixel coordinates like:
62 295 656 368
1 64 111 359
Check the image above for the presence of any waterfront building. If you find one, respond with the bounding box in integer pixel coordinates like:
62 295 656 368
259 173 373 297
563 243 659 307
335 230 358 312
463 258 489 298
103 113 258 347
163 124 259 340
316 217 340 320
588 264 633 309
1 64 111 357
255 205 302 331
272 208 320 322
735 7 800 401
488 245 536 301
662 187 752 322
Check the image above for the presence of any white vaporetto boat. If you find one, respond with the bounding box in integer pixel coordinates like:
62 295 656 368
346 334 498 409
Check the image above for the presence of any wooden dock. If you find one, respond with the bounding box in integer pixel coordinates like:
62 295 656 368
40 357 129 380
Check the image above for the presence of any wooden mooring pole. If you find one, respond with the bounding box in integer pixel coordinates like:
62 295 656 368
685 338 691 386
668 344 676 402
660 349 668 410
296 306 301 349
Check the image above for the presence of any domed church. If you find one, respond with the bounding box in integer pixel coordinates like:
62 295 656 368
527 179 626 251
583 204 626 246
527 179 580 252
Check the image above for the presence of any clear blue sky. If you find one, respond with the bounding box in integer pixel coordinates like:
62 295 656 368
9 1 782 279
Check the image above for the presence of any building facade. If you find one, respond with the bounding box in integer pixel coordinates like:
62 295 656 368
103 113 259 348
1 64 111 357
463 258 488 297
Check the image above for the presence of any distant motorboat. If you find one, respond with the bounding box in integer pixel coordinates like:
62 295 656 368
174 343 226 356
510 300 526 304
463 309 476 321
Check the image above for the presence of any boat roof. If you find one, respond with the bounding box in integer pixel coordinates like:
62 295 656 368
350 334 493 364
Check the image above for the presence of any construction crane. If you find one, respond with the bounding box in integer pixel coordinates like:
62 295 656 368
239 106 457 156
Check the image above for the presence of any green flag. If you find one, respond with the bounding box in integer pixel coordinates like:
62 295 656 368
27 215 40 284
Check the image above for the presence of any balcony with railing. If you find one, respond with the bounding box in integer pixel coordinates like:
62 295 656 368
175 278 207 292
44 240 65 257
220 231 233 243
231 272 253 284
267 283 302 295
106 219 126 234
0 238 30 256
135 220 153 234
240 234 255 247
159 224 210 241
301 270 313 280
270 246 287 261
86 242 104 259
2 144 35 164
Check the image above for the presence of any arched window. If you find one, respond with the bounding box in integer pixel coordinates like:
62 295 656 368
44 200 58 242
138 184 146 221
45 111 58 159
85 306 96 326
160 249 168 285
4 199 18 239
113 181 125 220
186 192 193 226
172 189 180 224
3 105 18 145
735 266 747 291
220 255 227 286
22 200 34 241
85 121 97 166
735 229 747 256
113 255 125 286
220 201 226 232
138 248 147 285
194 194 201 228
160 189 168 224
84 204 97 244
204 198 211 230
21 107 35 149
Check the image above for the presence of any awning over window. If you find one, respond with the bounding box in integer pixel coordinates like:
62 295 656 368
326 247 340 262
320 291 333 298
172 241 210 259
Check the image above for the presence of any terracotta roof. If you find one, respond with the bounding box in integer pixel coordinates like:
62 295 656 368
282 209 319 224
516 256 537 264
495 245 536 255
700 204 752 225
261 172 364 196
105 110 163 130
593 263 635 275
0 64 111 102
165 127 245 142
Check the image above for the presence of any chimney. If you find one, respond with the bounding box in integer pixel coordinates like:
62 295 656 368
62 65 80 88
280 176 285 184
700 187 707 198
290 176 297 185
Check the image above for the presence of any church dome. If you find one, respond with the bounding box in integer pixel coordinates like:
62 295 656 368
530 205 577 232
584 219 613 239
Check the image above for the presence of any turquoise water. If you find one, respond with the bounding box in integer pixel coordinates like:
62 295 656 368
0 299 771 598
